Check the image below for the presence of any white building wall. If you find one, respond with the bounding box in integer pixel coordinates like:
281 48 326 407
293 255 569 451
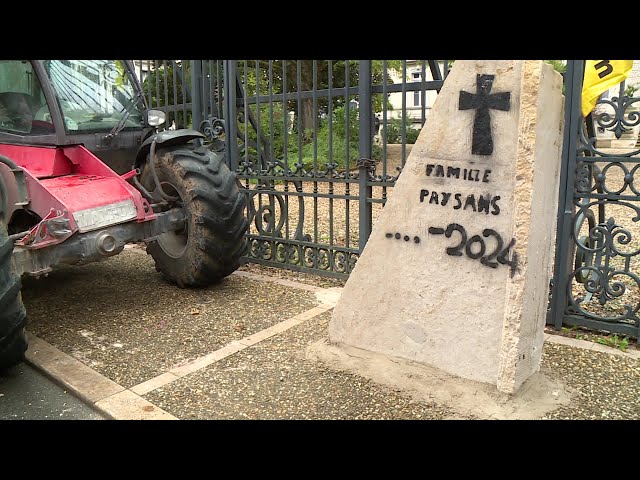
385 61 442 126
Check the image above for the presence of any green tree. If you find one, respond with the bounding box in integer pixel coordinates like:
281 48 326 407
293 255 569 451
240 60 404 134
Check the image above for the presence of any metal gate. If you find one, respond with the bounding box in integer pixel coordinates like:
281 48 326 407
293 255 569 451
136 59 640 339
549 60 640 339
136 60 448 278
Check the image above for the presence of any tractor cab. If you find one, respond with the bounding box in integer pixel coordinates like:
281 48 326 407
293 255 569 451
0 60 163 174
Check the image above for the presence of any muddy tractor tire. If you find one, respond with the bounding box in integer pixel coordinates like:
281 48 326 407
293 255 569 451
141 144 249 288
0 220 28 370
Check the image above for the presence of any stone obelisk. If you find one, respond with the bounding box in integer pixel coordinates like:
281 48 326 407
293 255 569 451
328 60 564 394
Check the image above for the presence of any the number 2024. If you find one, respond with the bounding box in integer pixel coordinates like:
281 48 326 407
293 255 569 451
444 223 516 271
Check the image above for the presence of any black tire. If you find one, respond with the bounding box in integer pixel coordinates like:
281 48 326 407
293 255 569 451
0 220 27 370
141 144 249 287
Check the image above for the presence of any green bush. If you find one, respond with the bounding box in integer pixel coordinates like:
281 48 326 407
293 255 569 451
385 117 421 144
239 103 389 174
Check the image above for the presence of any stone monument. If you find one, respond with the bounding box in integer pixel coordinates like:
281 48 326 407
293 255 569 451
328 60 564 394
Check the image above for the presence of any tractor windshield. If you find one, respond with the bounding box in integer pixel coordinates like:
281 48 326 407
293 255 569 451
41 60 144 133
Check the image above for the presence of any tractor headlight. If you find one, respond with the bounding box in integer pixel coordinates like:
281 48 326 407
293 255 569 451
147 109 166 127
73 200 138 233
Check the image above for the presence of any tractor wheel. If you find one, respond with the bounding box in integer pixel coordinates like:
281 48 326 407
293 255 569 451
141 144 249 288
0 220 28 370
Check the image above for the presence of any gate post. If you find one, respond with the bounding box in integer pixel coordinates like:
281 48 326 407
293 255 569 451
548 60 584 329
358 60 373 253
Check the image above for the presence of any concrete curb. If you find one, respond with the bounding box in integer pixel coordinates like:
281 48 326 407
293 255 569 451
25 334 177 420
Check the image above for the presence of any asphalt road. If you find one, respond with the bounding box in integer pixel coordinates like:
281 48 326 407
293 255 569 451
0 361 106 420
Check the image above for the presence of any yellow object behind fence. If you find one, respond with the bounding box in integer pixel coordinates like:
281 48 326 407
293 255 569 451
581 60 634 117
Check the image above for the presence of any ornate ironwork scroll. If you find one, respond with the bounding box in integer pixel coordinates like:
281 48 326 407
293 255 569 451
201 101 360 278
562 76 640 337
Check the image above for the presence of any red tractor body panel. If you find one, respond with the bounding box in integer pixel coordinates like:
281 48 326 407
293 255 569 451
0 144 155 250
0 144 72 178
39 175 136 212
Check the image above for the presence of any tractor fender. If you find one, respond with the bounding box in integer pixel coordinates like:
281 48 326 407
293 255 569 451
135 129 206 169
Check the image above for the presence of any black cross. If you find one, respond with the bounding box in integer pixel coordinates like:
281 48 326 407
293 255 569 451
459 74 511 156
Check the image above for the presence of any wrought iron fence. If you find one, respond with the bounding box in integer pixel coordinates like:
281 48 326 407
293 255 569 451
137 59 640 339
550 60 640 339
136 59 449 278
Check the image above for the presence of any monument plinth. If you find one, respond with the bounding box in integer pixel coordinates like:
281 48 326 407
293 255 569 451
328 60 564 394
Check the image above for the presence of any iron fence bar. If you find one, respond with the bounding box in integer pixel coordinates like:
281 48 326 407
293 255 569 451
268 61 274 167
236 81 443 105
282 61 290 241
255 61 262 176
358 60 373 252
154 60 160 109
245 257 353 280
208 60 215 118
246 234 358 251
171 60 178 128
313 60 319 246
345 60 351 251
175 61 188 129
201 61 208 120
328 61 335 252
162 60 169 124
560 314 638 338
243 61 249 175
239 81 443 105
170 60 190 102
401 60 407 167
575 156 640 163
190 60 203 131
216 60 223 121
421 61 427 125
146 60 152 108
282 61 288 173
223 60 238 171
382 60 388 182
151 103 195 114
428 60 443 93
549 59 584 329
297 61 303 173
232 186 365 201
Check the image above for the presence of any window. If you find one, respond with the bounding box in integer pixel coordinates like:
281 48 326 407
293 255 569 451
42 60 144 133
0 60 54 135
412 71 421 107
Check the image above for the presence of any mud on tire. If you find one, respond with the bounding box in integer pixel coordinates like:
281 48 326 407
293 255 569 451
0 221 28 370
141 144 249 287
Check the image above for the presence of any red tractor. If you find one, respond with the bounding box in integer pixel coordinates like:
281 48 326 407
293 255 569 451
0 60 249 370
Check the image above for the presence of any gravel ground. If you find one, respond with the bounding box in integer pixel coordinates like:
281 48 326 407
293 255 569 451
144 311 467 420
21 248 318 388
540 342 640 420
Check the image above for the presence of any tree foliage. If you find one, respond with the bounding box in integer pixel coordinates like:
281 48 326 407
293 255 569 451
142 60 436 171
